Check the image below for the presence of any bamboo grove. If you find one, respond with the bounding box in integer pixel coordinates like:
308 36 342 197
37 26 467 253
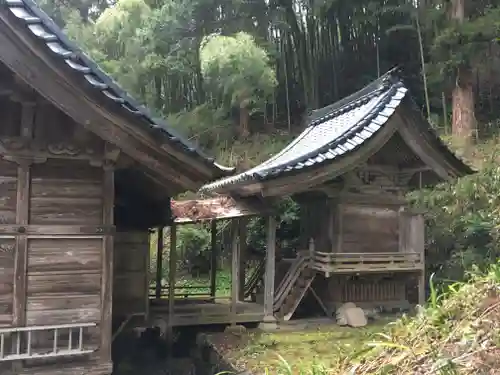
40 0 500 148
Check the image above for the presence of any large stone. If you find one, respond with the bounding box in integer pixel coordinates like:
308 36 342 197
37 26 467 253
258 315 278 331
224 325 247 336
336 302 357 326
344 307 367 327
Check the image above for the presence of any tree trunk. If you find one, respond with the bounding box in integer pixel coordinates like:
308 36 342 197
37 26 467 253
239 105 250 138
450 0 476 143
452 67 476 140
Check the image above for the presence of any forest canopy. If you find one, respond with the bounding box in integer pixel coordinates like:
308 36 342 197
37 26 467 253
45 0 500 157
38 0 500 285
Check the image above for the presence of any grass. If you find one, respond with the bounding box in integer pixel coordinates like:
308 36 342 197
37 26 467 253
209 317 394 374
149 269 238 297
348 264 500 375
212 262 500 375
175 269 232 297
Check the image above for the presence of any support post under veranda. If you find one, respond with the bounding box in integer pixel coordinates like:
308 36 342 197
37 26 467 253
210 220 217 301
155 226 164 299
238 218 248 301
412 214 426 306
167 224 177 351
231 219 240 325
261 215 277 328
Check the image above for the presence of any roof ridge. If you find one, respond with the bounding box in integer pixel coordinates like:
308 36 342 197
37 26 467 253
307 67 403 127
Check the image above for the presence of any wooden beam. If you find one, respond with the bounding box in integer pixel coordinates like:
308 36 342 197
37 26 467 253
230 219 240 324
238 218 248 301
0 136 105 165
100 163 115 363
155 226 164 299
263 215 276 321
209 220 217 300
395 110 461 180
0 16 209 192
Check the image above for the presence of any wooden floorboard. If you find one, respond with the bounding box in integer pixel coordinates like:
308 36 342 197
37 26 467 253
148 299 264 327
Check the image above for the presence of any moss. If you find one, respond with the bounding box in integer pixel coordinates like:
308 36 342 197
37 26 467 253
208 318 394 374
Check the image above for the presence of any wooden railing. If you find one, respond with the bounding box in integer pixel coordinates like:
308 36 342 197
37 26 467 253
149 285 213 299
0 323 97 362
311 252 423 275
243 258 266 299
273 252 309 311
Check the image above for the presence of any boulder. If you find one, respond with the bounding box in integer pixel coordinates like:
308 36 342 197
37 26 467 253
336 302 357 326
224 325 247 336
344 307 367 327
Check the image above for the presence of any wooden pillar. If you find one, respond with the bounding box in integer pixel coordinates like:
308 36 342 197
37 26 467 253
263 215 276 323
155 226 164 299
12 160 30 329
12 102 35 330
230 219 240 323
398 207 410 253
210 220 217 300
336 203 344 253
327 199 337 252
100 162 115 363
411 214 426 306
167 224 177 329
238 218 248 301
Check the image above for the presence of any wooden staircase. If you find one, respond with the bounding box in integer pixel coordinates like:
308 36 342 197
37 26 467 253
243 257 266 300
273 253 316 321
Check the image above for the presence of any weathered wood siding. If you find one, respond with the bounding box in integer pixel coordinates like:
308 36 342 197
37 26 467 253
29 162 103 225
0 95 113 373
0 159 17 327
26 161 104 351
113 231 150 319
322 275 409 312
299 198 338 252
340 204 399 253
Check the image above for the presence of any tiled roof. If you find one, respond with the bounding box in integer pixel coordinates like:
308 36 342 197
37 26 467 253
2 0 233 176
201 69 409 193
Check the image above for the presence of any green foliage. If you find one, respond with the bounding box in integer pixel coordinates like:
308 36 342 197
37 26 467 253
350 262 500 374
431 7 500 74
200 32 277 112
246 197 300 252
177 224 211 259
409 160 500 283
166 104 233 149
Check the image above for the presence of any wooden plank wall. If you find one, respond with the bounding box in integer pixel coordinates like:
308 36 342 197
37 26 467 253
299 198 336 251
113 231 149 319
340 204 399 253
0 95 113 373
0 159 17 327
323 276 408 311
26 161 104 350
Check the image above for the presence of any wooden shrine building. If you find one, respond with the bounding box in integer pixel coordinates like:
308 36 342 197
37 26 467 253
201 69 474 322
0 1 234 374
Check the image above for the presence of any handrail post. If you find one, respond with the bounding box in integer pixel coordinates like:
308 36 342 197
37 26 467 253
308 238 315 266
